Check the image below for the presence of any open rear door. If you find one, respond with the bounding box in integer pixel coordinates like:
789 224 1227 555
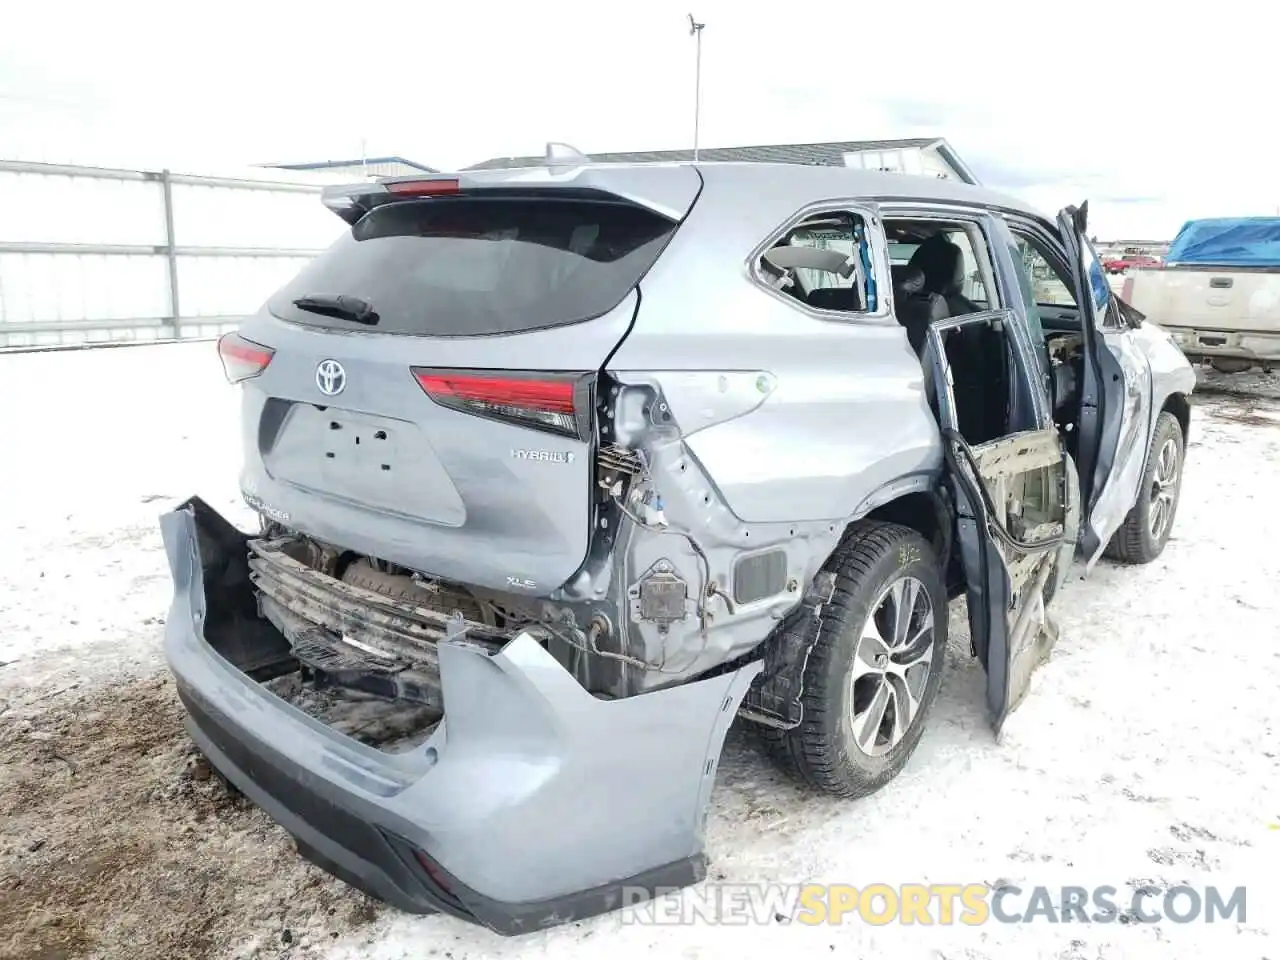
925 310 1081 734
1057 203 1150 566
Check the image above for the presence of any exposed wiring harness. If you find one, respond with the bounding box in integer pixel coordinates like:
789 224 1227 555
475 516 704 674
539 616 692 675
535 486 730 674
612 492 736 632
537 435 734 673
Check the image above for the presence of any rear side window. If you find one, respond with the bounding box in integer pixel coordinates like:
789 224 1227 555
269 196 677 336
755 209 880 314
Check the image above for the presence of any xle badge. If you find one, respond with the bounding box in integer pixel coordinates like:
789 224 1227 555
511 449 575 464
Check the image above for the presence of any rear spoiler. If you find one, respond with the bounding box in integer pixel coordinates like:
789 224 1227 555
320 159 704 227
322 176 464 225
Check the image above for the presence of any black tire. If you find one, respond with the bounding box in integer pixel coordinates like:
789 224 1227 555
1209 358 1254 375
1104 411 1185 564
760 521 947 798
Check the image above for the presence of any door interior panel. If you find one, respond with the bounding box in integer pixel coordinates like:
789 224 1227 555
922 310 1075 734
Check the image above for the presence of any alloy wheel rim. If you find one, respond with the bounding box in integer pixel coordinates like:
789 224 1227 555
1148 437 1180 540
847 576 935 757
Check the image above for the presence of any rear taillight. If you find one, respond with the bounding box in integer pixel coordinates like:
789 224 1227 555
411 368 589 437
1121 276 1134 302
217 333 274 383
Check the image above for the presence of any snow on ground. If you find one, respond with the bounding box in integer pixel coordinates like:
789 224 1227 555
1 343 1278 960
0 342 254 690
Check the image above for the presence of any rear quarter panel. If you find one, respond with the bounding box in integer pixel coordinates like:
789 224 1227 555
609 165 941 526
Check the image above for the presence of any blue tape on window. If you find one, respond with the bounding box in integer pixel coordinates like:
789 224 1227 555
855 222 878 311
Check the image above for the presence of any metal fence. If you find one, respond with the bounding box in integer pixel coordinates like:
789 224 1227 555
0 159 341 350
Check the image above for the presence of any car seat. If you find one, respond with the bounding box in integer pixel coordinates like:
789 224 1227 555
907 236 981 316
892 263 947 357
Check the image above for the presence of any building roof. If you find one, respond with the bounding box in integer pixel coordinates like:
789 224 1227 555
264 156 439 173
464 138 977 184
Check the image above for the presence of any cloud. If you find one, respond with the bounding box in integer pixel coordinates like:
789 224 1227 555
1093 194 1168 206
2 0 1275 240
882 100 952 129
966 157 1107 192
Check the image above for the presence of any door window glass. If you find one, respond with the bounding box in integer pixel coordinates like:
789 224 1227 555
1014 239 1075 306
1004 239 1047 364
1079 239 1114 325
951 229 990 306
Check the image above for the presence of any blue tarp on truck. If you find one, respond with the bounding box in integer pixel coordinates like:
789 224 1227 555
1165 217 1280 267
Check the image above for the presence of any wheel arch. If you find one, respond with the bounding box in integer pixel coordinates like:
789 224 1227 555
738 480 953 733
1160 390 1192 446
844 478 953 573
862 492 947 560
752 517 950 796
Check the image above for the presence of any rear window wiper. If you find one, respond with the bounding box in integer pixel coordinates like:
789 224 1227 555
291 294 380 326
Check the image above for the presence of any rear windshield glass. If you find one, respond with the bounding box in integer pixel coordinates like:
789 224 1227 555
269 196 677 336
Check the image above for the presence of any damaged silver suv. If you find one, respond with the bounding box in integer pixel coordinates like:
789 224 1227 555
161 157 1195 934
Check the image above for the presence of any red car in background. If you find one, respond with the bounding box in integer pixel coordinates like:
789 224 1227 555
1103 253 1162 274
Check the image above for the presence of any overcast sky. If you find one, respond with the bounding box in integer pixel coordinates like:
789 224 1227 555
2 0 1274 239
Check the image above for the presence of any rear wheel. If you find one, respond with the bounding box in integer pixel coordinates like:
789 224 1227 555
761 522 947 798
1104 411 1185 564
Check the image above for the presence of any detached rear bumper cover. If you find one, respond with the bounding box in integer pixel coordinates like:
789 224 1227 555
160 498 760 935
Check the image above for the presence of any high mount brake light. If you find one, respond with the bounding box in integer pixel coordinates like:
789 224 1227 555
411 369 587 437
321 178 461 224
386 179 460 197
217 333 274 383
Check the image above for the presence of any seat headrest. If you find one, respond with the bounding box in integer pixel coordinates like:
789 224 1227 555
806 286 862 312
893 263 927 296
908 237 966 297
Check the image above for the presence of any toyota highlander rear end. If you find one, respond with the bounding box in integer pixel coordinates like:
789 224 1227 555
161 162 767 932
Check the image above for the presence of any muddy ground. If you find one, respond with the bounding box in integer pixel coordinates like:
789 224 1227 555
0 676 380 960
1195 362 1280 400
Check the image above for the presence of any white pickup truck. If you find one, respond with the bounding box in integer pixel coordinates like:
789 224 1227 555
1123 217 1280 372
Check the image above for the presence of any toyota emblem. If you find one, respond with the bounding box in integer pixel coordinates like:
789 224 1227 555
316 359 347 397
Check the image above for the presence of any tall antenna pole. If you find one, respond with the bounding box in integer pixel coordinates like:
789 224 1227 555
688 14 705 161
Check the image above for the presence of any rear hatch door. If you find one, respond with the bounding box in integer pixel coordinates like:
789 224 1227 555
234 167 700 594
